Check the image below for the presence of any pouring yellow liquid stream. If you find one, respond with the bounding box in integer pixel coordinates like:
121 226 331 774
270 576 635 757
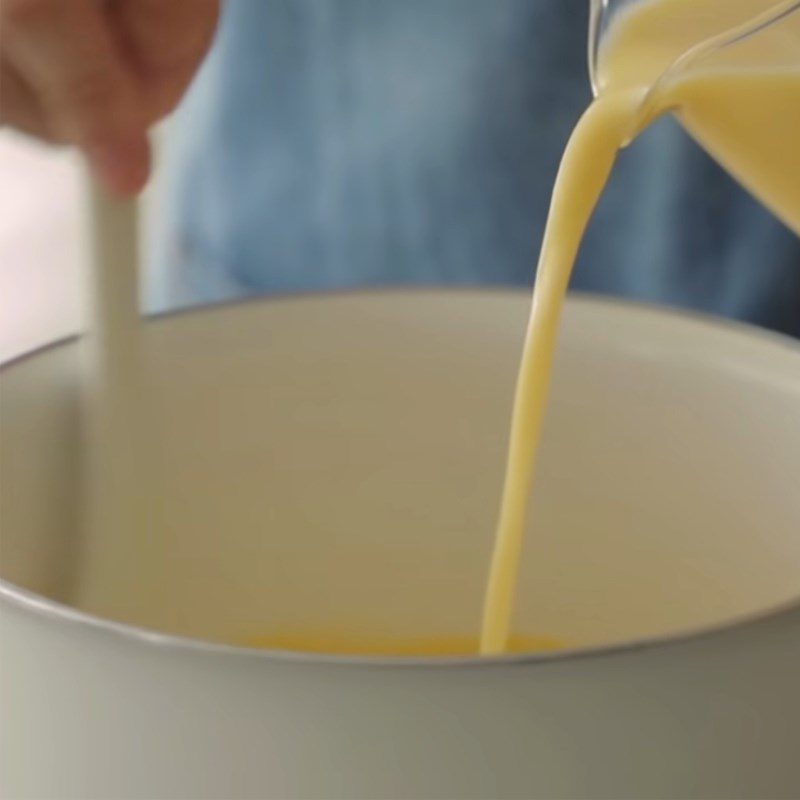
479 93 645 653
481 0 800 654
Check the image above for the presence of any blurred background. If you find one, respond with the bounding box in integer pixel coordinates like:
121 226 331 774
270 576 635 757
2 0 798 361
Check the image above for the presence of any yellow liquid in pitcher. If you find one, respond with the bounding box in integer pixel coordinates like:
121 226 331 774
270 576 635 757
599 0 800 236
480 0 800 654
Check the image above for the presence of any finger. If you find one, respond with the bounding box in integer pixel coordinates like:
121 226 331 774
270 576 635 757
0 58 58 141
2 0 150 193
111 0 220 118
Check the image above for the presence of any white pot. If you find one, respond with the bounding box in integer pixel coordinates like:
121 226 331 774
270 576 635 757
2 290 800 799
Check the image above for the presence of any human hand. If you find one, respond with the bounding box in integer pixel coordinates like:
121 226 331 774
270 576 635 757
0 0 219 194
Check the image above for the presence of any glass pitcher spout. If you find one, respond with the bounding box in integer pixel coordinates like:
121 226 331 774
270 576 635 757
588 0 800 236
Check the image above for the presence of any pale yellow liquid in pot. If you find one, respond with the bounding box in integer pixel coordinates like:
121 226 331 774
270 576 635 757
481 0 800 653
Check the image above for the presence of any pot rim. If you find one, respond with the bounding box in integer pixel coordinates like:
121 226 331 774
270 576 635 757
2 286 799 669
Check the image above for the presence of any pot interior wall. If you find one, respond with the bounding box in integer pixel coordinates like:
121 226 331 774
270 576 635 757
2 292 799 651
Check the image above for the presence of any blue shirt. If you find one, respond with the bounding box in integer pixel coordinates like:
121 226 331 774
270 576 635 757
151 0 800 338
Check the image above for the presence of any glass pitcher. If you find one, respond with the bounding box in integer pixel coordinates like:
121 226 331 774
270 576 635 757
588 0 800 236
